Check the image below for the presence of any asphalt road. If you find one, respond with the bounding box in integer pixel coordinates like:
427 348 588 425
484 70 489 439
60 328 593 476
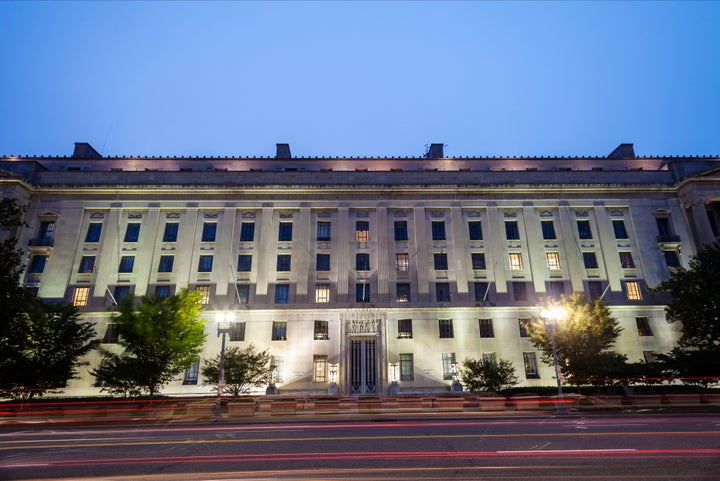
1 413 719 480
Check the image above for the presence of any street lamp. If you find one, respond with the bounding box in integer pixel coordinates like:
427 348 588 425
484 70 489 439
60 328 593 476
215 311 235 419
540 304 568 415
328 363 339 395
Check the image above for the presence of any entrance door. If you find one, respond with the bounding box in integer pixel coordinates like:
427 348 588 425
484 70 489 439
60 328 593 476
349 337 377 395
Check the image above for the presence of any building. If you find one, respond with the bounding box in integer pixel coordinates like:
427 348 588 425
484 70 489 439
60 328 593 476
1 142 719 396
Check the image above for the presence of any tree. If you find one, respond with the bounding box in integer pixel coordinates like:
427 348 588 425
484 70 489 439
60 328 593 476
202 344 274 397
94 289 206 397
526 293 626 387
460 357 519 393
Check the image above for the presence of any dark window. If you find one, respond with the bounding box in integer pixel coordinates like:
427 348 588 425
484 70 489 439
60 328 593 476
278 222 293 242
163 222 178 242
394 221 408 241
612 220 629 239
236 284 250 304
505 221 520 240
201 222 217 242
513 282 528 301
433 253 448 270
438 319 454 338
479 319 494 338
548 281 565 298
436 282 450 302
587 281 604 300
523 352 540 378
541 220 556 240
356 283 370 303
237 255 252 272
583 252 599 269
317 222 331 241
518 319 530 337
230 322 246 341
118 256 134 273
28 255 47 273
274 285 289 304
664 250 680 268
158 255 174 273
468 221 483 240
39 221 55 241
313 320 329 340
471 252 486 270
102 324 119 343
276 254 291 271
124 223 141 242
356 253 370 271
198 255 213 272
85 223 102 242
399 353 414 381
155 285 171 298
396 283 410 302
272 321 287 341
636 317 653 336
114 285 131 304
577 220 592 239
619 251 635 268
78 255 95 273
398 319 413 339
316 253 330 271
656 217 672 238
474 282 489 302
431 221 446 241
240 222 255 242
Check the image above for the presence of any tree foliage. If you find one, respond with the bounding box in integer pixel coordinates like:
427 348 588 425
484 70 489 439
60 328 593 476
94 289 206 397
202 343 274 397
460 357 519 393
526 293 626 386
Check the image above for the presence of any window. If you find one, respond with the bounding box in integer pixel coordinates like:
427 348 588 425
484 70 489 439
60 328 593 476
474 282 490 302
85 223 102 242
275 284 289 304
118 256 134 273
316 254 330 271
518 319 530 337
513 282 528 301
625 280 643 300
583 252 599 269
468 221 483 240
201 222 217 242
636 317 653 336
313 355 328 382
587 281 604 300
102 323 119 343
509 252 524 270
317 221 331 241
438 319 454 338
395 253 409 271
643 351 657 364
548 281 565 298
577 220 592 239
276 254 291 271
619 252 635 268
398 319 413 339
236 284 250 304
124 223 141 242
394 221 408 241
183 360 199 385
315 284 329 303
356 283 370 303
155 285 171 298
28 255 47 273
229 322 246 341
314 320 329 340
240 222 255 242
278 222 293 241
272 321 287 341
612 220 629 239
158 255 174 273
471 253 486 270
399 353 414 381
441 353 456 380
396 283 410 302
482 352 497 364
505 221 520 240
237 255 252 272
656 217 673 240
431 221 446 241
272 356 284 383
39 221 55 242
72 286 90 306
546 252 561 270
114 285 131 304
196 285 211 305
163 222 178 242
433 253 448 270
477 318 495 338
541 220 556 240
356 253 370 271
436 283 450 302
663 250 680 268
355 221 369 242
523 352 540 378
198 255 213 272
78 255 95 273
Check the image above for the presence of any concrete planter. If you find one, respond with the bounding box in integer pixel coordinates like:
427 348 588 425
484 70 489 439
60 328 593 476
271 399 297 415
313 398 340 414
479 396 506 411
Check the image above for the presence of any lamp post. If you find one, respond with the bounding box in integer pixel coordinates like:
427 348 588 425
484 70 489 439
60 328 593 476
215 311 235 420
451 360 463 392
388 363 400 395
540 305 568 415
328 363 339 395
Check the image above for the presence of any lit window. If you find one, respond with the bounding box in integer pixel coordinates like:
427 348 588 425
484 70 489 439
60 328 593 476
72 286 90 306
196 285 211 305
237 254 252 272
78 255 95 274
124 223 141 242
272 321 287 341
313 355 328 382
399 353 414 381
163 222 178 242
317 221 331 241
625 281 643 300
619 252 635 268
395 253 409 271
431 221 446 241
394 221 408 241
355 221 369 242
240 222 255 242
509 252 524 270
398 319 413 339
438 319 454 338
198 255 213 272
316 253 330 271
433 253 448 270
275 284 289 304
636 317 654 336
201 222 217 242
314 320 329 340
479 319 494 338
276 254 291 272
546 252 561 270
468 221 483 240
441 352 456 380
315 284 330 303
541 220 556 240
396 283 410 302
523 352 540 378
278 222 293 242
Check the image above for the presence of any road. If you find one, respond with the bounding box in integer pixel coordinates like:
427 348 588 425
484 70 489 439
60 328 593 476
1 413 719 480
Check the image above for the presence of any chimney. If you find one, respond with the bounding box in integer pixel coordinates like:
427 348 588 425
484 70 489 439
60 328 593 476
426 143 444 158
275 143 291 159
607 143 635 159
72 142 102 159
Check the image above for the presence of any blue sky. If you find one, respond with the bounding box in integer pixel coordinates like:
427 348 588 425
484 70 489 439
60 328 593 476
1 1 719 158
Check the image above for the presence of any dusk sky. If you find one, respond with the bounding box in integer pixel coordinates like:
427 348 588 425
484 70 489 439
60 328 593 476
1 1 719 159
